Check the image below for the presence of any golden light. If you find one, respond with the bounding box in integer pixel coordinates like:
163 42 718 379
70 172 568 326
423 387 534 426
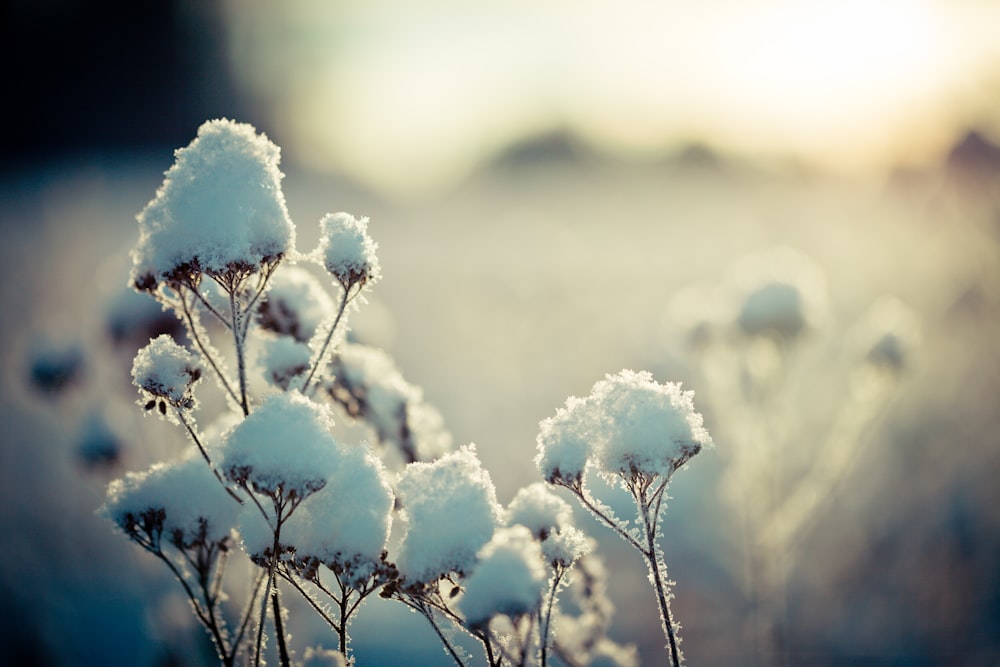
223 0 1000 196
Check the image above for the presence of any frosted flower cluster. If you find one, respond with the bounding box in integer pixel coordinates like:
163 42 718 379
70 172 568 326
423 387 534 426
219 392 338 498
315 212 381 290
507 482 592 567
536 369 712 483
101 454 239 550
458 526 548 628
281 444 394 585
395 445 502 584
132 334 203 415
131 119 295 289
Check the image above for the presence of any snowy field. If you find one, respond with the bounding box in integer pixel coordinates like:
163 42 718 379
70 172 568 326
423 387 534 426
2 148 999 666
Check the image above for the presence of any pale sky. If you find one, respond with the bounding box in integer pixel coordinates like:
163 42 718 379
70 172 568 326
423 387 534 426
223 0 1000 196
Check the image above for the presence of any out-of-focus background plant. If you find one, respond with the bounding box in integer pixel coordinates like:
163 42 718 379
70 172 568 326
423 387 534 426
2 1 999 665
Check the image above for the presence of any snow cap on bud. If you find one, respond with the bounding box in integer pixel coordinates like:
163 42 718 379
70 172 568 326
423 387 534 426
132 335 203 416
219 393 338 500
458 525 548 628
100 454 239 550
316 212 381 290
395 445 502 584
131 119 294 290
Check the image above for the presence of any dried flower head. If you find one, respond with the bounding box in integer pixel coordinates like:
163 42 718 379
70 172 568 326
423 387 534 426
315 212 381 290
130 118 295 291
132 335 203 417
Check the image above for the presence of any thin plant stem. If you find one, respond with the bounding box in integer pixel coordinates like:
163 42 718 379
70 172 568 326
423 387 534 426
175 409 244 505
228 288 250 417
637 485 682 667
272 586 291 667
178 290 241 406
301 285 352 394
540 566 567 667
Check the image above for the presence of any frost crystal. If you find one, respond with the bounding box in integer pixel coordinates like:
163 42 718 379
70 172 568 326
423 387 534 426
395 445 502 583
131 118 295 288
219 393 338 498
315 212 381 289
458 525 547 628
101 454 239 549
132 334 203 410
257 266 335 343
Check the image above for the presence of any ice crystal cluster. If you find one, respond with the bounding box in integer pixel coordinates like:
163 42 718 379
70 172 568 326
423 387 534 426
100 119 710 667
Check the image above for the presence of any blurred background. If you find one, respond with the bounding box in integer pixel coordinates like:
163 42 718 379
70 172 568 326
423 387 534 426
2 0 999 665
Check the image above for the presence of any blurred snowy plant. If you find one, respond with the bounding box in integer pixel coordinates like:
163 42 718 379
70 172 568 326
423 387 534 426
536 370 712 667
326 341 452 465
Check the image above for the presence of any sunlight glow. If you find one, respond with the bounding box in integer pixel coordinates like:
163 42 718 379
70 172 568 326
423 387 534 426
223 0 1000 196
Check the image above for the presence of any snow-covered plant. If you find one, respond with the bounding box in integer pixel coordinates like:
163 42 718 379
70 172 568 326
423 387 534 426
536 370 712 667
668 248 919 666
101 119 710 667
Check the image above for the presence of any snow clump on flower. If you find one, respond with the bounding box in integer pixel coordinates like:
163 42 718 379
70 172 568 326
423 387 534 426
395 445 502 584
535 395 593 484
590 370 711 478
458 525 548 629
281 444 395 586
132 334 203 414
315 212 381 290
101 454 239 549
507 483 592 567
537 370 712 483
219 392 338 499
256 266 335 343
131 118 295 290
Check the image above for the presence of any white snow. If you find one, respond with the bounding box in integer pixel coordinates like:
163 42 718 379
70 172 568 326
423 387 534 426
506 482 574 540
457 525 547 628
280 442 394 584
333 342 452 461
101 453 239 548
131 334 203 406
394 445 502 583
536 370 712 481
589 370 712 478
218 392 339 498
314 212 381 289
131 118 295 287
535 394 593 484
